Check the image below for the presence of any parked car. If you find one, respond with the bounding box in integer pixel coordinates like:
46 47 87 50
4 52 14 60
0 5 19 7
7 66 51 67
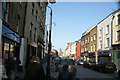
83 61 96 68
92 62 117 73
58 58 76 76
74 59 83 65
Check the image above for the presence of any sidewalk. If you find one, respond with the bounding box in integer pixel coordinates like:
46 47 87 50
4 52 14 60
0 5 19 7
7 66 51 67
17 59 59 80
50 59 59 80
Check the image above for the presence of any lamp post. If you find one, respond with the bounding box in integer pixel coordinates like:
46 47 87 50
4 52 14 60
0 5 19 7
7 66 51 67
46 6 52 80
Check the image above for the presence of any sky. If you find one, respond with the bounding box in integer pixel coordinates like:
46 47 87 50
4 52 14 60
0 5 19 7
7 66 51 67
46 2 118 52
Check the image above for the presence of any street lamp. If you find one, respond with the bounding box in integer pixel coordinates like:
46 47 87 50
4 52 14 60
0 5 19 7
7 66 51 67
46 5 52 80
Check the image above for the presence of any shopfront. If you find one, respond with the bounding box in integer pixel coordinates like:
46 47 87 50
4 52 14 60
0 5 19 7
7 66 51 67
25 39 37 67
89 52 95 62
2 23 21 76
98 50 112 63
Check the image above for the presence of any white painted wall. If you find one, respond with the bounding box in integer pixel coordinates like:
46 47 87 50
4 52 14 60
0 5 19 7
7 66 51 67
71 42 76 55
112 10 120 45
97 14 113 51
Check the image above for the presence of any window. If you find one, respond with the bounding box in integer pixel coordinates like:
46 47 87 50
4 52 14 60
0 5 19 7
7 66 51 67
93 44 96 51
100 40 102 49
106 38 109 47
106 25 109 34
2 2 8 21
91 36 93 42
118 14 120 24
100 29 102 37
88 37 89 43
31 3 34 15
16 15 20 32
91 46 93 52
30 23 33 39
34 28 37 41
93 34 96 41
85 47 86 51
117 30 120 41
36 10 38 21
86 38 87 44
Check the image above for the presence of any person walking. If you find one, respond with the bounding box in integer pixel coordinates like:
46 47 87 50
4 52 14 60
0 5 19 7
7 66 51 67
24 56 45 80
58 65 73 80
9 56 20 80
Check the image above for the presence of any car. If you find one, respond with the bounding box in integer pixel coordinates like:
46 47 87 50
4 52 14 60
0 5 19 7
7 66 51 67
92 62 117 73
74 59 83 65
58 58 76 76
83 61 96 68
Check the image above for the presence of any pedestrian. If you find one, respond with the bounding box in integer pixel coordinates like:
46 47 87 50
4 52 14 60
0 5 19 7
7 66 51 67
0 58 8 80
9 56 20 80
118 70 120 79
58 65 73 80
24 56 45 80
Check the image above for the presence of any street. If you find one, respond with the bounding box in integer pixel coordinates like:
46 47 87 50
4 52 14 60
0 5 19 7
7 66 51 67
50 60 119 80
75 65 119 80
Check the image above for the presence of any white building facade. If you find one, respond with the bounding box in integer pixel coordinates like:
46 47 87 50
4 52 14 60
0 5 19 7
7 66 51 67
112 9 120 70
97 14 113 63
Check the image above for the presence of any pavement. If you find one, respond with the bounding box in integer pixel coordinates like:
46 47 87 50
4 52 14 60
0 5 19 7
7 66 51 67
50 59 59 79
17 59 59 80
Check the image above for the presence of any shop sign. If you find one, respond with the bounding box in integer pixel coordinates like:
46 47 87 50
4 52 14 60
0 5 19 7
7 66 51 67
98 50 110 54
2 25 21 43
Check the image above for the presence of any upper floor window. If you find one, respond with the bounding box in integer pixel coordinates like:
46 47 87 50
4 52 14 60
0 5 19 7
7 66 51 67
100 29 102 37
36 10 38 21
118 14 120 24
117 30 120 41
88 37 89 43
30 23 33 39
106 25 109 34
93 44 96 51
34 27 37 41
16 15 20 32
100 40 102 49
91 36 93 42
93 34 96 41
2 2 8 21
91 45 93 52
106 38 110 48
31 3 34 15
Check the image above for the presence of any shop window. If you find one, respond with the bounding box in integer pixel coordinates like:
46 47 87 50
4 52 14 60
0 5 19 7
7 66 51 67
3 43 9 59
10 44 14 57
